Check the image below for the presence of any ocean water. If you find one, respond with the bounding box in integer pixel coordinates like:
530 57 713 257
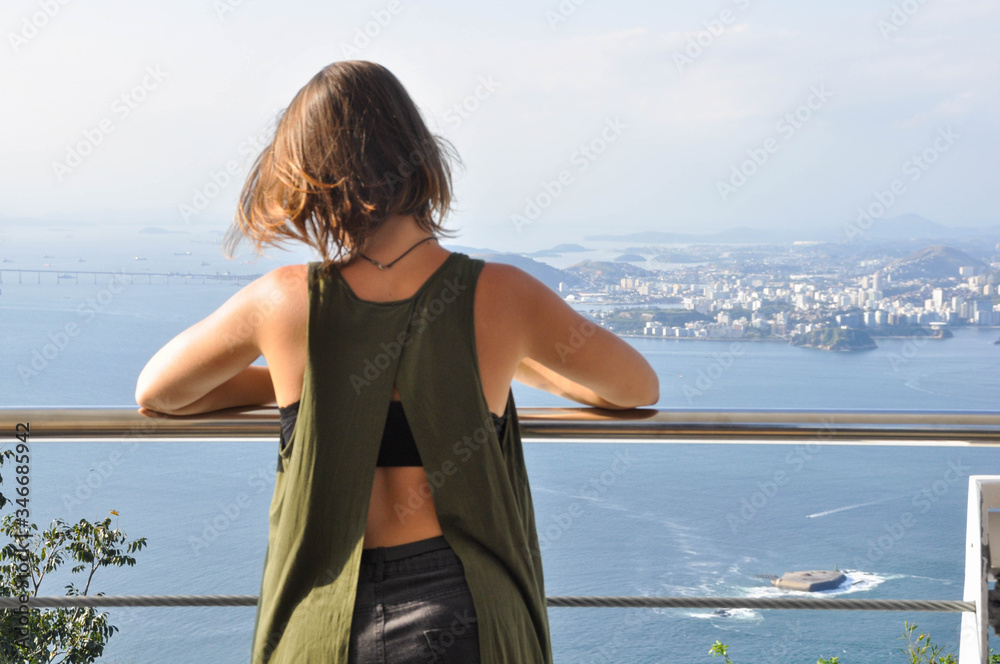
1 269 999 663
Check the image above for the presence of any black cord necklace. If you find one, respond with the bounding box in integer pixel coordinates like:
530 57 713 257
357 236 438 270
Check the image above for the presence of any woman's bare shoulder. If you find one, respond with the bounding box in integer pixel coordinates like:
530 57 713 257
242 263 309 319
476 260 545 297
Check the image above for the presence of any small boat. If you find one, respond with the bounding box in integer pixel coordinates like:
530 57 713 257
174 251 191 256
57 273 74 279
201 261 210 266
78 258 86 262
994 337 1000 345
1 257 13 263
134 256 147 261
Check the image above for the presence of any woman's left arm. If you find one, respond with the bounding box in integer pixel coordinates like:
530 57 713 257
135 271 282 415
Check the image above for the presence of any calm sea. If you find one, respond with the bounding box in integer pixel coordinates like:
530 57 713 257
1 243 999 662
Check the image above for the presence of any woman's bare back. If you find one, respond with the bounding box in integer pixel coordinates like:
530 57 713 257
257 243 521 547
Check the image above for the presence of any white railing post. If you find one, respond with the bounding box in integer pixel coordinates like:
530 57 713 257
961 476 1000 664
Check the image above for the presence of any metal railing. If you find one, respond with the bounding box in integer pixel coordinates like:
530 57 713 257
2 406 998 662
4 405 1000 442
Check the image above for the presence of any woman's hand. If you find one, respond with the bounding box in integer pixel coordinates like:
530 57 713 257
514 358 627 409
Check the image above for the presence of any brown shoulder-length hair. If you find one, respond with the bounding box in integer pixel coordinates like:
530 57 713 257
223 60 458 269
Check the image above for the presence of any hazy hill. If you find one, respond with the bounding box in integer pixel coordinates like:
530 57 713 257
855 214 953 241
884 245 988 280
472 252 585 291
586 226 791 244
565 260 655 282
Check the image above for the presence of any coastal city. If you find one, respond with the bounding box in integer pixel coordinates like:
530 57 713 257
533 239 1000 351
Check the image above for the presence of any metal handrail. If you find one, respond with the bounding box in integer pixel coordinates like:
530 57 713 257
2 406 1000 443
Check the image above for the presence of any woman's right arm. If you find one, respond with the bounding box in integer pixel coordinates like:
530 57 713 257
506 266 659 409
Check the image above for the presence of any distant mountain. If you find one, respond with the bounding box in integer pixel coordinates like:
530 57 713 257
565 260 655 282
883 245 988 280
855 214 951 241
547 243 589 253
653 250 701 263
528 243 589 258
470 252 585 291
841 214 1000 244
586 226 796 244
587 218 1000 246
442 243 497 254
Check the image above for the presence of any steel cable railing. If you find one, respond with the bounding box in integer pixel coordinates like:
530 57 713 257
0 594 975 611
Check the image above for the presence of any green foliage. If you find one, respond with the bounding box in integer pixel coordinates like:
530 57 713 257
790 326 877 351
1 513 147 664
709 622 974 664
0 446 14 512
604 307 709 333
712 640 837 663
898 621 957 664
708 641 733 664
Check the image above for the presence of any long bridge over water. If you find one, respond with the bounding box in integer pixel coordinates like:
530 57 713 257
0 268 263 285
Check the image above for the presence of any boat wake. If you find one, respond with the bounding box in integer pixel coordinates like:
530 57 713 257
688 607 760 621
806 496 899 518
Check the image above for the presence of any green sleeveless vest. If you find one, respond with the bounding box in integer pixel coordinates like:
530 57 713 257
250 252 553 664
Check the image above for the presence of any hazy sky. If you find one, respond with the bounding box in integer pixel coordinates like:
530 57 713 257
2 0 997 252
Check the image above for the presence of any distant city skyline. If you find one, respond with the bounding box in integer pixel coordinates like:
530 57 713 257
2 0 998 254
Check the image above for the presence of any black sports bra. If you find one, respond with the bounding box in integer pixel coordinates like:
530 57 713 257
278 399 508 466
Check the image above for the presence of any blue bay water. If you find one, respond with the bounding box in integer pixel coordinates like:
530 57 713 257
1 271 999 663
